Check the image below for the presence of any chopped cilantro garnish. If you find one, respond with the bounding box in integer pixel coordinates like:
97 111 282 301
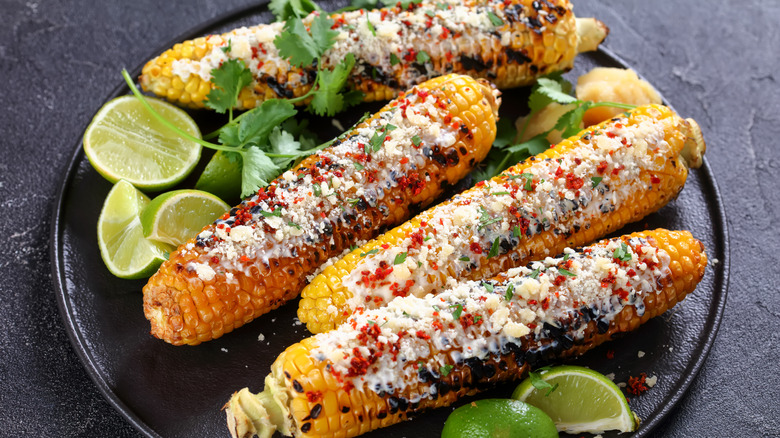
347 198 360 206
402 311 411 317
412 135 422 146
424 235 433 241
513 226 523 238
436 2 448 10
505 283 514 301
390 53 401 66
591 176 603 188
417 361 425 372
384 123 397 131
368 130 384 153
482 281 494 293
563 254 570 261
350 244 359 251
473 315 482 323
425 10 436 17
529 267 541 279
360 248 379 257
416 50 431 64
220 39 232 53
487 11 503 26
260 208 283 218
393 252 408 265
487 237 500 259
459 256 470 262
440 364 454 376
478 206 502 230
450 304 463 320
528 366 557 395
613 242 632 262
558 268 576 277
312 183 322 197
491 191 510 196
366 19 376 36
354 162 364 171
287 221 301 229
432 305 440 311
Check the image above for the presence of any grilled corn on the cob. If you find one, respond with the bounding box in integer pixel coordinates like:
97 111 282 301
299 104 706 333
142 74 499 345
140 0 607 110
227 229 707 438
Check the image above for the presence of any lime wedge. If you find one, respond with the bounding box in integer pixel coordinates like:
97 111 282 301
97 180 174 279
84 95 202 191
141 189 230 246
442 399 558 438
512 365 639 434
194 150 243 204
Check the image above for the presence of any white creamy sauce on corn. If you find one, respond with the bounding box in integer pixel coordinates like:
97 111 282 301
169 0 568 96
342 116 670 311
179 89 458 281
311 238 670 401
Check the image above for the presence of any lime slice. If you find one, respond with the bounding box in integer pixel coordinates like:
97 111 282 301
512 365 639 434
194 150 243 203
140 189 230 246
442 399 558 438
84 95 202 191
97 180 175 279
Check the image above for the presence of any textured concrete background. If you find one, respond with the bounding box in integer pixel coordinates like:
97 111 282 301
1 0 778 436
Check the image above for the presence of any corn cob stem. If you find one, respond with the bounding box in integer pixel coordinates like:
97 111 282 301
143 74 499 345
140 0 607 110
298 104 707 333
227 229 707 438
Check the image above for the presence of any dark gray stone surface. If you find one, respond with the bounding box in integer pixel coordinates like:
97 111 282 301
0 0 776 436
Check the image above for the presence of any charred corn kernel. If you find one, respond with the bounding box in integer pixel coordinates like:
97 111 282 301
140 0 607 110
228 229 707 438
143 75 500 346
299 104 707 333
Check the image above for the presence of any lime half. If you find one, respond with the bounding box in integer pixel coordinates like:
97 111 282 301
194 150 243 203
97 180 174 279
441 399 558 438
512 365 639 434
84 95 202 191
140 189 230 246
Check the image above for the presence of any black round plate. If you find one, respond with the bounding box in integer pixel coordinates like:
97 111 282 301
50 2 729 437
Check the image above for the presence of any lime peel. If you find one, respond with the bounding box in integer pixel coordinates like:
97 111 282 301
141 189 230 247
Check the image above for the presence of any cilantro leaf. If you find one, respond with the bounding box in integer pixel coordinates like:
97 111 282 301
440 364 454 377
591 176 603 188
269 0 322 21
416 50 431 64
241 147 280 197
275 18 319 67
238 100 298 147
205 59 253 114
390 53 401 66
393 252 408 265
482 281 494 293
361 248 379 257
529 267 541 279
309 54 358 116
493 117 517 149
310 14 339 55
269 127 302 167
218 124 240 147
554 103 589 138
505 133 552 157
558 268 576 277
530 76 576 111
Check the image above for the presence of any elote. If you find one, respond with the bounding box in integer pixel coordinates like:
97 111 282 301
140 0 607 109
299 104 706 333
227 229 707 438
142 74 499 345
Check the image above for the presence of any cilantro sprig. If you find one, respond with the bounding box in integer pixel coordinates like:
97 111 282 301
528 366 559 396
473 74 637 183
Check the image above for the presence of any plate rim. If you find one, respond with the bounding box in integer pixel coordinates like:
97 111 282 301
49 4 730 437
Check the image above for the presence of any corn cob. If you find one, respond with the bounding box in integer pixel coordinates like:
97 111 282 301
227 229 707 438
142 74 499 345
140 0 607 110
299 104 707 333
